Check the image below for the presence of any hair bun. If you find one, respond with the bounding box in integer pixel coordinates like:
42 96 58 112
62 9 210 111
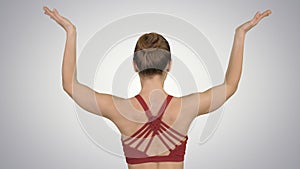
144 33 159 46
135 32 170 51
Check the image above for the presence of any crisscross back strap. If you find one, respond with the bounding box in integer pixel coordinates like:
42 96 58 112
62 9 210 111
122 94 188 160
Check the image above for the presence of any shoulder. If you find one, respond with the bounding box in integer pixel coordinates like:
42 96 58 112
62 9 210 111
173 93 200 111
170 93 200 121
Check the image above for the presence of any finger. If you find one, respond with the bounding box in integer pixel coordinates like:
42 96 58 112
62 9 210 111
46 11 58 21
255 10 272 23
53 8 60 16
43 7 54 17
53 8 63 20
43 7 57 18
43 6 50 12
43 6 54 15
248 11 260 26
44 7 61 22
260 10 272 18
254 11 261 19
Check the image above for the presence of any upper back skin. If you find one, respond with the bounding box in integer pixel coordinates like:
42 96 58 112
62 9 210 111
109 93 200 169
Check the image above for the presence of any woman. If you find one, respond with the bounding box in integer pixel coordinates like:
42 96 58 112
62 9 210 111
43 6 271 169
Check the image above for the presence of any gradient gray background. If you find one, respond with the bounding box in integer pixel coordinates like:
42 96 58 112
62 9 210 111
1 0 299 169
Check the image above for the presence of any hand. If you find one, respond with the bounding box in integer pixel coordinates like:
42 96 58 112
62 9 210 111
43 6 76 33
236 10 272 34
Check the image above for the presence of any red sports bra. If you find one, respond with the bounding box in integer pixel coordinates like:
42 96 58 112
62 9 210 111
121 94 188 165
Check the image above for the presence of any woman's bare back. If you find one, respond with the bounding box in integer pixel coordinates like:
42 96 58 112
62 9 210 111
111 92 199 169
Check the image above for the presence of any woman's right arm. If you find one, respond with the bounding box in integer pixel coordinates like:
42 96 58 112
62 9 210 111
195 10 272 116
43 6 122 121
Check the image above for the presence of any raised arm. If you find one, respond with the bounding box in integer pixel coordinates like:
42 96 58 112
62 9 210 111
195 10 272 116
43 7 120 120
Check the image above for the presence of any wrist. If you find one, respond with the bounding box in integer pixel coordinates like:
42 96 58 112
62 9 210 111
234 28 246 38
66 25 76 35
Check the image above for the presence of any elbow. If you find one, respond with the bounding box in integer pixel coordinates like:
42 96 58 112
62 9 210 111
226 84 238 99
62 83 73 97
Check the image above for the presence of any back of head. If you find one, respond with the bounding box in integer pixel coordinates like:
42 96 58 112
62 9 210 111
133 32 171 77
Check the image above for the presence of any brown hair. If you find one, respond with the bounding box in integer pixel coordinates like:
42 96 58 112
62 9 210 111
133 32 171 76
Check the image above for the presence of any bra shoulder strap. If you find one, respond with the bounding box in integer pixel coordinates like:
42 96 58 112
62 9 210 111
135 94 173 120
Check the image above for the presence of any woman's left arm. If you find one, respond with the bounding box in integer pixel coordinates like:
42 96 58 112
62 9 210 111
43 6 120 120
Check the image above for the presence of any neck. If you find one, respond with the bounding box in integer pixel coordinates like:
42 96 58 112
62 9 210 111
139 74 167 96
